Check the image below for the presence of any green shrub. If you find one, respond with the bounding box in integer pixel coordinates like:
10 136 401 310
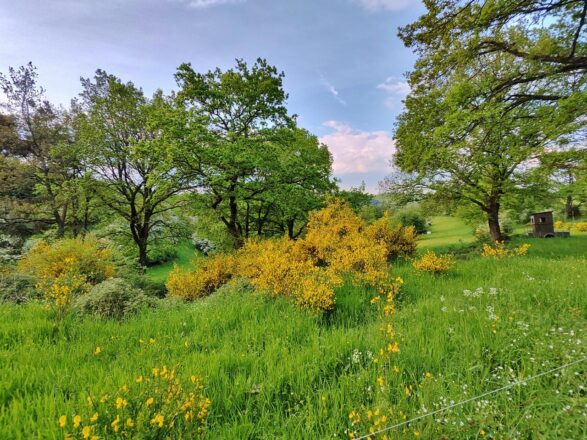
0 272 39 304
73 278 157 320
392 206 428 234
126 274 168 298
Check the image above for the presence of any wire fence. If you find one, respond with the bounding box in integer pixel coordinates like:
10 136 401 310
354 356 587 440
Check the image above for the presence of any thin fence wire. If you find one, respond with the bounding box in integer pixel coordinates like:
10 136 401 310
354 356 587 440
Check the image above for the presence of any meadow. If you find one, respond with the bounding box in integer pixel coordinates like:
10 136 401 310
1 218 586 439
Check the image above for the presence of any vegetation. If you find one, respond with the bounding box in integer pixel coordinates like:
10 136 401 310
0 2 585 438
1 232 585 438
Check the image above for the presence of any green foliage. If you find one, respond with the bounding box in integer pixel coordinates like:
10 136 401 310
73 278 157 320
0 272 39 304
391 205 428 234
395 1 586 241
174 59 334 245
76 71 191 266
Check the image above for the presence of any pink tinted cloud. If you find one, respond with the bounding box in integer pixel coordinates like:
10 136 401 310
319 121 395 174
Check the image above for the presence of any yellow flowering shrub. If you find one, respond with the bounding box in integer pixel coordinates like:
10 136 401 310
166 253 234 300
59 366 210 439
553 221 587 232
412 251 455 274
167 200 404 313
481 241 531 259
365 213 417 261
18 237 115 317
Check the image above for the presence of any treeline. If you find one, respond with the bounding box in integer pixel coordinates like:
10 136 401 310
0 60 357 266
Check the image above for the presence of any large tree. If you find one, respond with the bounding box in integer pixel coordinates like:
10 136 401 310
394 2 586 240
173 58 333 245
77 71 190 266
399 0 586 109
0 63 86 237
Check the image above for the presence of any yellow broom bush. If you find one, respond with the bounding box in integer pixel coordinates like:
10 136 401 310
167 200 408 312
18 236 115 316
412 250 455 275
60 366 210 439
481 241 531 259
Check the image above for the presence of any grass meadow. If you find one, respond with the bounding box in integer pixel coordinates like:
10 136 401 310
1 218 586 439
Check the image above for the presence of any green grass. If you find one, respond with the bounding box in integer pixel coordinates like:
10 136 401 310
146 241 199 283
1 226 586 439
418 216 476 251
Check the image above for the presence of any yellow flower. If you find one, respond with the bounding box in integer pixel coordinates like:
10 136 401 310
90 412 99 422
94 346 101 355
480 429 486 436
150 413 164 428
135 375 143 384
377 376 385 387
82 426 91 439
425 372 433 379
111 415 120 432
146 397 154 407
115 397 127 409
149 338 156 344
73 414 82 428
404 385 413 396
126 418 134 427
58 415 67 428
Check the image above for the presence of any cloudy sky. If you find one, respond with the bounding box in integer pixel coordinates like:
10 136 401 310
0 0 423 192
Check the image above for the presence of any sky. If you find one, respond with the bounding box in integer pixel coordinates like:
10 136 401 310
0 0 424 192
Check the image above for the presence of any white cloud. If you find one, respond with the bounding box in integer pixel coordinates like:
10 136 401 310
377 76 410 109
354 0 412 11
319 121 395 174
176 0 246 9
320 75 346 105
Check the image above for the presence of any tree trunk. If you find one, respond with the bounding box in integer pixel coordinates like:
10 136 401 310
138 240 149 268
565 195 574 219
486 201 502 242
54 210 65 238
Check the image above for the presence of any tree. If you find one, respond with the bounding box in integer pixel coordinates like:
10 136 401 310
540 147 587 218
0 63 87 237
399 0 586 109
173 59 332 246
77 71 190 266
395 2 586 240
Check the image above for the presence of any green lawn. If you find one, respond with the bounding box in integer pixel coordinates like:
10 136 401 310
1 231 585 438
146 241 199 283
418 216 476 250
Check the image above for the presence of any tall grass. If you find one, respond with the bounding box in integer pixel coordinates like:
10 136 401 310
0 234 585 438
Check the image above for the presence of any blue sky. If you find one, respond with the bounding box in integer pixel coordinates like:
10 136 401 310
0 0 424 192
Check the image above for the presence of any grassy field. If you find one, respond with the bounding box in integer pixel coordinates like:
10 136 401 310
1 222 586 438
146 241 199 283
418 216 476 251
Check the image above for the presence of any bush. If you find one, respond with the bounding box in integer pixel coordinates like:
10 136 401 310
392 206 428 234
366 213 417 261
167 254 235 300
0 272 39 304
18 236 115 315
60 367 210 438
73 278 157 320
191 234 216 255
481 241 530 259
412 251 455 275
126 275 167 298
168 200 403 313
0 234 23 265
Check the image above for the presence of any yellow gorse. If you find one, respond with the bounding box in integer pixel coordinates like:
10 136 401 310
59 366 210 438
167 200 411 313
481 241 531 259
412 251 455 274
